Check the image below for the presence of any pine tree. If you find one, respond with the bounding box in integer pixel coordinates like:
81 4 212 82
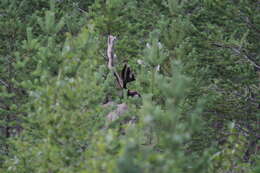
1 0 259 172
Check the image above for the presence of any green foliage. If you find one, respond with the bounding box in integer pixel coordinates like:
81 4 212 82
0 0 259 172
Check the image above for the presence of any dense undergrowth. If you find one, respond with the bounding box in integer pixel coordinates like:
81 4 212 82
0 0 259 172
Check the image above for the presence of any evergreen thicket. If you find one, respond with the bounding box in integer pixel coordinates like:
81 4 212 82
0 0 259 172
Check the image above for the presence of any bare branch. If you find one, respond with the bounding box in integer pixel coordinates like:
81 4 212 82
107 35 117 70
0 79 9 88
243 16 260 33
77 7 87 13
232 48 260 71
106 35 124 88
212 43 260 71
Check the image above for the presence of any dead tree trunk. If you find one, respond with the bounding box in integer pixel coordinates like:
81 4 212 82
103 35 140 123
